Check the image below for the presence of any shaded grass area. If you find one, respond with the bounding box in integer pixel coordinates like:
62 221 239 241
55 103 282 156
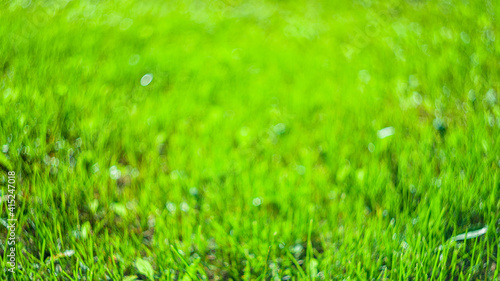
1 0 500 279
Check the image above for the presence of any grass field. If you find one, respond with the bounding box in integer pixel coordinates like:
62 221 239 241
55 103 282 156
1 0 500 280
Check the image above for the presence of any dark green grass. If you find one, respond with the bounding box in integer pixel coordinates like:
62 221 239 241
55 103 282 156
1 0 500 280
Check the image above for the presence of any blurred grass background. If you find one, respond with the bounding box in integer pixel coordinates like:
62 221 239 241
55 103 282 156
1 0 500 279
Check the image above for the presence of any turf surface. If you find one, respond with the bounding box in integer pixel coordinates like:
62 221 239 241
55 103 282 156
1 0 500 280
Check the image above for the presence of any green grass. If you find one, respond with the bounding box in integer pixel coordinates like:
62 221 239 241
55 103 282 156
1 0 500 279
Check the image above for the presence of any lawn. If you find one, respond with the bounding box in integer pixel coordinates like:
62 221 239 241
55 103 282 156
1 0 500 280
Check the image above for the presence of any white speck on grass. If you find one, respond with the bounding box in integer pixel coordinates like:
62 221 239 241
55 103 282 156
126 201 137 210
293 244 303 253
368 143 375 152
63 250 75 257
109 166 121 180
273 123 286 135
450 226 487 242
189 187 198 196
412 92 422 106
140 73 153 86
2 145 8 153
434 178 442 188
252 197 262 206
377 127 395 139
166 202 176 213
180 202 190 212
485 89 497 105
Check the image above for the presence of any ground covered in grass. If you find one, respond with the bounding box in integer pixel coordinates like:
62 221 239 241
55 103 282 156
1 0 500 280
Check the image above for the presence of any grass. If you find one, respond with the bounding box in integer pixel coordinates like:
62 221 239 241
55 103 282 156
1 0 500 279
